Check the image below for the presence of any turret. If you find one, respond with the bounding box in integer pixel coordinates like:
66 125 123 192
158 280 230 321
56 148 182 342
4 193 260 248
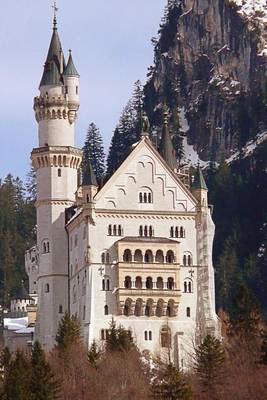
63 50 80 124
33 15 80 147
191 165 208 209
82 161 98 204
159 107 177 171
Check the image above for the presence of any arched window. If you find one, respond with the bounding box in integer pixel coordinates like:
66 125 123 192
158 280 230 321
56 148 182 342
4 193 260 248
156 277 163 290
59 305 63 314
47 242 50 252
180 227 185 238
43 242 47 253
161 326 171 348
139 193 143 203
145 299 153 317
144 193 148 203
184 278 193 293
104 305 109 315
108 225 112 235
135 276 142 289
144 250 153 263
106 253 110 264
175 226 179 238
102 279 105 291
144 331 148 340
124 276 132 289
167 277 174 290
83 305 86 320
134 250 143 263
155 250 164 263
45 283 50 293
118 225 122 236
106 279 110 291
134 298 142 316
124 298 132 316
148 193 152 203
149 331 152 340
113 225 117 236
183 255 187 266
166 250 175 264
170 227 174 238
139 226 143 236
188 255 192 266
101 253 105 264
146 277 153 289
187 307 191 317
156 299 164 317
123 249 132 262
167 299 175 317
149 226 153 237
144 226 148 237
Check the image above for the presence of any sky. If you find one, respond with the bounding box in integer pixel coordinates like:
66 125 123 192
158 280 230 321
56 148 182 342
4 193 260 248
0 0 166 181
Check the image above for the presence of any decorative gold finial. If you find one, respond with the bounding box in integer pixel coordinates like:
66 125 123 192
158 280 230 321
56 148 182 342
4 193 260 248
52 1 59 30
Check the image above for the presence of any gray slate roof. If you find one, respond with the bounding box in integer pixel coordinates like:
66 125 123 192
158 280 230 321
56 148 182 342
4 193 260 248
64 51 79 76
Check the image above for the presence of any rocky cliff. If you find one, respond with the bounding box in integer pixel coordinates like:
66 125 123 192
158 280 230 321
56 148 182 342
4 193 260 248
144 0 267 162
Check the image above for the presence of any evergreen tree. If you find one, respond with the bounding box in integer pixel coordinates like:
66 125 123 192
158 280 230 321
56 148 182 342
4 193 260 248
194 335 226 392
229 284 261 341
5 350 31 400
106 318 135 353
152 363 192 400
26 166 37 201
55 312 81 351
82 122 105 181
88 340 101 367
30 341 59 400
132 80 144 137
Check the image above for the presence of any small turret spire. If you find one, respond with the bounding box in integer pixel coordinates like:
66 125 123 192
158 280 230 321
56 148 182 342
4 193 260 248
52 1 58 30
82 160 98 187
192 164 208 191
159 105 177 170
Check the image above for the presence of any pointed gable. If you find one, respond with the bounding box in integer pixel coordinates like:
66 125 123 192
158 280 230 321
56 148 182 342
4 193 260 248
95 138 197 212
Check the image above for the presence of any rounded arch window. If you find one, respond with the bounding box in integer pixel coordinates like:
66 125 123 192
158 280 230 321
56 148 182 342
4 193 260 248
156 277 163 290
166 250 175 264
160 326 171 348
155 250 164 263
135 276 142 289
104 305 109 315
167 277 174 290
146 276 153 289
124 276 132 289
144 250 153 263
184 278 193 293
124 298 132 316
134 250 142 263
139 188 153 204
123 249 132 262
134 298 142 316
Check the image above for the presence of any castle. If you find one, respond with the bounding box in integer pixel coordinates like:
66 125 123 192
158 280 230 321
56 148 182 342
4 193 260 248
27 14 219 368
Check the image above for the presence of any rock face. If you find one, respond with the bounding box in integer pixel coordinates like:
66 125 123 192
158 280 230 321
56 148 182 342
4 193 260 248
144 0 267 162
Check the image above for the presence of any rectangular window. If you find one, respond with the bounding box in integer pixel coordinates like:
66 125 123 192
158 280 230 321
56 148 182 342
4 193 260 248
76 86 79 94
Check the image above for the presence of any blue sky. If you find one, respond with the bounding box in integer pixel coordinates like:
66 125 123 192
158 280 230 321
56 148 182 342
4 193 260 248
0 1 166 181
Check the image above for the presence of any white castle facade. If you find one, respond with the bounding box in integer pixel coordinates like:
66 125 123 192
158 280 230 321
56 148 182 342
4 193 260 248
27 17 219 368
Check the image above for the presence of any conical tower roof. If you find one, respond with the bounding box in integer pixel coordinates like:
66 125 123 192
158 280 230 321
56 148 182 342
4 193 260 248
64 50 79 76
159 108 177 170
192 165 208 190
11 281 34 301
39 17 65 87
82 160 98 187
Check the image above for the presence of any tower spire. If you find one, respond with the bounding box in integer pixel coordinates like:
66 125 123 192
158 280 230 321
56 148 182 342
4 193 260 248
52 1 58 30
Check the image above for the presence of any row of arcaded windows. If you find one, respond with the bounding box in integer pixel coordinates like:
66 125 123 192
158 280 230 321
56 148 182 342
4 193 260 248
170 226 185 238
123 298 177 318
144 331 152 341
124 276 175 290
42 240 50 254
108 224 123 236
139 225 154 237
123 249 175 264
101 252 110 264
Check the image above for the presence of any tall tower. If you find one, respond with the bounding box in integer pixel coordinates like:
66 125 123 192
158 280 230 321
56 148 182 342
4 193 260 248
31 13 83 349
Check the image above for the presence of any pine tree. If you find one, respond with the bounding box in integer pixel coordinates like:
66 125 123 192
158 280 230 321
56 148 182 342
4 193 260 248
55 312 81 351
88 340 101 367
26 166 37 201
230 284 261 341
132 80 144 137
5 350 31 400
30 341 59 400
194 335 226 392
152 363 192 400
82 122 105 181
106 318 135 353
